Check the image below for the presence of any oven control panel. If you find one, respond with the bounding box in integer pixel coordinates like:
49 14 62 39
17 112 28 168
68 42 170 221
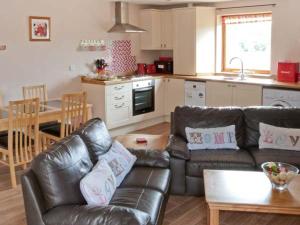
132 79 154 89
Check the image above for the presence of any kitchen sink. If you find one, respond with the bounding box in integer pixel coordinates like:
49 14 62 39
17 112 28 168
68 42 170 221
223 76 247 81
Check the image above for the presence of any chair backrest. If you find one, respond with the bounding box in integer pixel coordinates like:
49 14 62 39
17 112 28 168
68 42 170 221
60 92 87 138
23 84 48 103
8 98 40 164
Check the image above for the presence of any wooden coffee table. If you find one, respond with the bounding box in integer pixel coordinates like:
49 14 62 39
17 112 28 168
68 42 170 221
115 134 168 151
204 170 300 225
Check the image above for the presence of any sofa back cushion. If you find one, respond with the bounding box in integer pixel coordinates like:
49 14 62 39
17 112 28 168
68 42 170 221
31 135 93 210
173 106 245 147
244 107 300 147
75 118 113 163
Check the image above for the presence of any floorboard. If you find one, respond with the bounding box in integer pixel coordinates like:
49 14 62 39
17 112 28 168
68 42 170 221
0 122 300 225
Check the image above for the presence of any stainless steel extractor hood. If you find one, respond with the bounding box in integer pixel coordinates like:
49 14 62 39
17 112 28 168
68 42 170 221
108 2 146 33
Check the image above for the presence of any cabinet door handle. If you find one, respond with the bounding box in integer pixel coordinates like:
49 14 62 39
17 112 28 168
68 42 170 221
232 85 236 88
114 95 125 100
227 84 232 87
114 85 124 90
161 44 163 48
114 103 125 109
164 44 166 48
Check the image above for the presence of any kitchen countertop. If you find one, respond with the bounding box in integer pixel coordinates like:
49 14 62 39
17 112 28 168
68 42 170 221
81 75 165 85
81 74 300 90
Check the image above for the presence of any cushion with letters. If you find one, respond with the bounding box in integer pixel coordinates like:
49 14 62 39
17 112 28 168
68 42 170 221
98 140 137 186
185 125 238 150
259 123 300 151
80 159 117 206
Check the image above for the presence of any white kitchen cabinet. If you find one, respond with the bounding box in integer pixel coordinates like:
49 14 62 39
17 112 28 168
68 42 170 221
164 78 185 116
206 81 262 107
82 82 133 129
106 83 132 128
206 81 233 106
232 83 262 106
173 7 215 75
82 78 168 130
155 78 165 116
140 9 173 50
161 10 173 49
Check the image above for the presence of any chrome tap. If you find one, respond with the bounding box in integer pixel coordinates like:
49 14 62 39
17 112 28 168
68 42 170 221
229 57 246 80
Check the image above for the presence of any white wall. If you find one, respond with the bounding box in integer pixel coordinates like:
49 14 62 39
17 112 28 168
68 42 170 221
0 0 157 104
215 0 300 74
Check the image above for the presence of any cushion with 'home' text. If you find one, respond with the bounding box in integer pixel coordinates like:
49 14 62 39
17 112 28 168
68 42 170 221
185 125 238 150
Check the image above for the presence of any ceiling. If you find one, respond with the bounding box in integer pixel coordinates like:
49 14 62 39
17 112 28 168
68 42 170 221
107 0 236 5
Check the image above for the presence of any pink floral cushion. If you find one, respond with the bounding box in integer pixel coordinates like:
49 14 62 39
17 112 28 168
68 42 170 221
259 123 300 150
98 140 137 186
80 159 116 206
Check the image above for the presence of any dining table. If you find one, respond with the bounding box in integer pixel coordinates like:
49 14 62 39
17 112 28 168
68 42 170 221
0 99 93 132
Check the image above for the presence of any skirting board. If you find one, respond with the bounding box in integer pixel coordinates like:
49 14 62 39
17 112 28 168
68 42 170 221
109 115 169 137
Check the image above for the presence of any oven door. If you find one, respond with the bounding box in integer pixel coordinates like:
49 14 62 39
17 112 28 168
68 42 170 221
133 86 155 116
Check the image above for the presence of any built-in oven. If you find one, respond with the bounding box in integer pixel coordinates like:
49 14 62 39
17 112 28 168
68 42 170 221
132 80 155 116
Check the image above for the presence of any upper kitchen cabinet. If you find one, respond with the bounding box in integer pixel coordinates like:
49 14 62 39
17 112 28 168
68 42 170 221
173 7 215 75
140 9 173 50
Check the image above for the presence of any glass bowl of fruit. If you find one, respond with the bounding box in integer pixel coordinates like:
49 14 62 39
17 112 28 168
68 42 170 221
262 162 299 191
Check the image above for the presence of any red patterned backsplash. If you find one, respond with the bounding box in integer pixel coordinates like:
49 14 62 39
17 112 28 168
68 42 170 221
108 40 136 74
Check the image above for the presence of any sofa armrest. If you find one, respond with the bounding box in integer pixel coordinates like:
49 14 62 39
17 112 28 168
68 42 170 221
128 149 170 168
21 170 46 225
43 205 151 225
166 135 190 160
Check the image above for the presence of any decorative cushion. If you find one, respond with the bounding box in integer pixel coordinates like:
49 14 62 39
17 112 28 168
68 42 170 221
185 125 238 150
80 159 116 206
244 107 300 148
98 140 137 186
259 123 300 151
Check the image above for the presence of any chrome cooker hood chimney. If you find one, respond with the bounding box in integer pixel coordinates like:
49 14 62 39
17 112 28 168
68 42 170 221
108 2 146 33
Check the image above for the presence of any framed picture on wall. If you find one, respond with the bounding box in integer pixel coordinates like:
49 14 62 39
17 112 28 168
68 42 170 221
29 16 51 41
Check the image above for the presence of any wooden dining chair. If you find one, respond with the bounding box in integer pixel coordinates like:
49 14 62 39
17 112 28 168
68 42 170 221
23 84 48 103
0 98 40 188
40 92 87 150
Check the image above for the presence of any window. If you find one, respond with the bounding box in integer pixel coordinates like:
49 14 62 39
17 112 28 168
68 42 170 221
222 13 272 74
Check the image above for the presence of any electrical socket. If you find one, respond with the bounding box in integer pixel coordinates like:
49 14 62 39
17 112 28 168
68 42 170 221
69 64 76 72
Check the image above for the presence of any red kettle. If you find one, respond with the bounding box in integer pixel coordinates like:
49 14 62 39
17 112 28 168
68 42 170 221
137 63 147 75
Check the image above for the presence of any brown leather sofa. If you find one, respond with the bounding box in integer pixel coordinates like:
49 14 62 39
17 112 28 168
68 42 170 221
21 118 171 225
167 106 300 196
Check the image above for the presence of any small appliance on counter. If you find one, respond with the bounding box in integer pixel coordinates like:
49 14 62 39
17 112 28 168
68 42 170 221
154 56 173 74
277 62 299 83
146 64 156 74
137 63 156 75
137 63 147 75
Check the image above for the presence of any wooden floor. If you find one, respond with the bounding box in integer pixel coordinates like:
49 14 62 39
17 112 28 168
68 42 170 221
1 122 300 225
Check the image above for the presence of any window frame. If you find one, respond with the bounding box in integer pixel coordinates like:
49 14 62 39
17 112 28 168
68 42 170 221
221 13 272 75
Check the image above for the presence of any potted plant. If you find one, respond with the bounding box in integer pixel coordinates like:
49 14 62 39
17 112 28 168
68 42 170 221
95 59 108 75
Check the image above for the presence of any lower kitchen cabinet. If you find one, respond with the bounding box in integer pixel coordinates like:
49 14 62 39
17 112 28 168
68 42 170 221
232 83 262 106
164 78 185 116
82 78 167 130
206 81 232 106
206 81 262 107
155 78 165 116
